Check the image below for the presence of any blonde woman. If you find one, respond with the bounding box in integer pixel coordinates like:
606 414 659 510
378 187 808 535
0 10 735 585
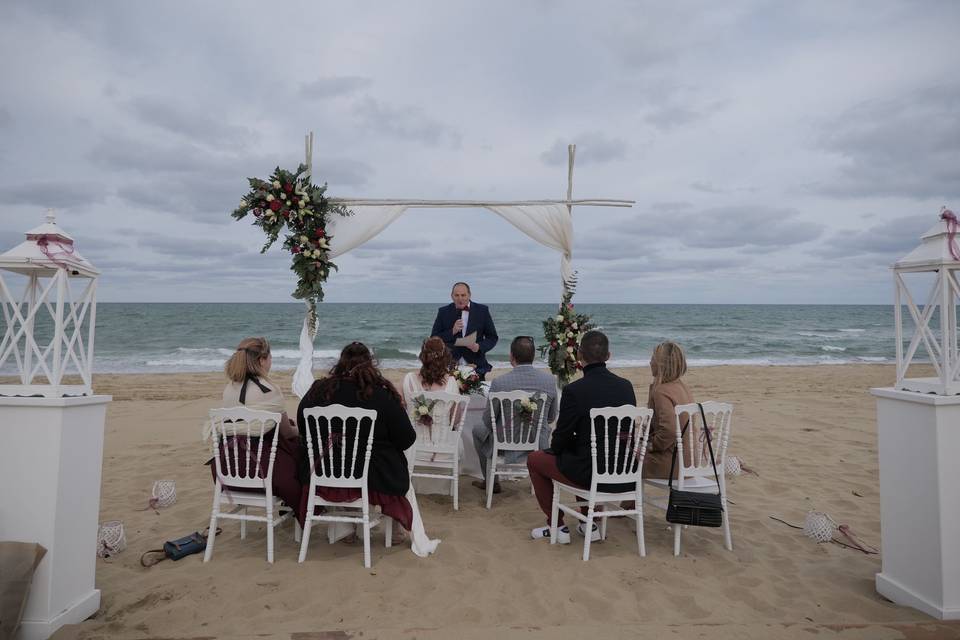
209 337 304 522
643 341 695 479
401 336 459 404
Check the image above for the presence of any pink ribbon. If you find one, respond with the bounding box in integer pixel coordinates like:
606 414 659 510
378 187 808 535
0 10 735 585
29 233 76 268
942 207 960 261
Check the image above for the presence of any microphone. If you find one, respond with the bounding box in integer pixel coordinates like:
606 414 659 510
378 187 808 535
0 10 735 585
460 308 467 336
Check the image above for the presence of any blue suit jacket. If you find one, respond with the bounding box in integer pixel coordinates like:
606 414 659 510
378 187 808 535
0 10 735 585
430 302 498 377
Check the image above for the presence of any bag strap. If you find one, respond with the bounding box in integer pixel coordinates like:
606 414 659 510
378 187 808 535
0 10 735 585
668 403 722 495
698 403 722 494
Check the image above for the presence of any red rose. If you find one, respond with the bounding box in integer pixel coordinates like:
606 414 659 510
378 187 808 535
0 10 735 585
315 228 325 237
284 183 293 193
568 303 574 309
283 211 289 218
551 341 558 348
291 246 300 254
269 200 281 211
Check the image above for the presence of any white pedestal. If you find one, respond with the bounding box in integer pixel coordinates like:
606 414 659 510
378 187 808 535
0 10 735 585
0 395 111 640
871 387 960 620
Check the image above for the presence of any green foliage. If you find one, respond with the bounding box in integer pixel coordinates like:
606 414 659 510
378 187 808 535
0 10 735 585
231 164 351 316
539 275 594 386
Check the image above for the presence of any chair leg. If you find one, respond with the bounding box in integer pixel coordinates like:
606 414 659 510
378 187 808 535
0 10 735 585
294 519 302 543
385 516 393 548
363 521 372 568
266 509 274 564
240 507 247 540
582 508 595 562
673 523 682 556
600 512 608 541
453 455 460 511
485 463 495 510
203 485 221 563
298 492 316 563
635 490 645 557
550 483 560 545
722 495 733 551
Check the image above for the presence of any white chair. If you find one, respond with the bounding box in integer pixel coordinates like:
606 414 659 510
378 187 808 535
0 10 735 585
644 401 733 555
298 404 396 568
550 405 653 561
484 390 551 509
204 407 298 564
409 391 470 511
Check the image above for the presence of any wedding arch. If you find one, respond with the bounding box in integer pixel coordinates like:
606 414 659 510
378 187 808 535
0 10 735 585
254 133 635 397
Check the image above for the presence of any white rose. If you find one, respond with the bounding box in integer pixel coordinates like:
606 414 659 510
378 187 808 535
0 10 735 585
313 250 322 258
285 200 291 207
300 235 308 244
572 322 578 329
272 180 281 188
555 315 564 322
266 194 275 202
566 331 573 338
299 200 306 208
318 238 329 248
566 346 574 353
240 198 248 207
418 405 429 415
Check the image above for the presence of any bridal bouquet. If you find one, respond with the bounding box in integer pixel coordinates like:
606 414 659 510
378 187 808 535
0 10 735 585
541 289 594 386
452 367 484 396
231 164 351 329
412 395 439 427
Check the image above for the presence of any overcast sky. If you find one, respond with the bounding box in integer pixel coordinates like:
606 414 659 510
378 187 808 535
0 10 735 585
0 1 957 304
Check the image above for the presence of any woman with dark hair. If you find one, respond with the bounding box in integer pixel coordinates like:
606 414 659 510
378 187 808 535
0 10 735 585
209 337 303 521
296 342 439 552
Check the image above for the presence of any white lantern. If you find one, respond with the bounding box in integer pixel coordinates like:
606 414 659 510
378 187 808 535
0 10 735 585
893 211 960 396
0 210 99 397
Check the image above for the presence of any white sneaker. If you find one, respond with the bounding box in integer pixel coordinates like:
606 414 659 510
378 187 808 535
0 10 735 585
577 522 602 542
531 525 570 544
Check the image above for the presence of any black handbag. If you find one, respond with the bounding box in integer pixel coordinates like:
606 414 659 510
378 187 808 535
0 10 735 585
140 528 220 567
665 403 724 527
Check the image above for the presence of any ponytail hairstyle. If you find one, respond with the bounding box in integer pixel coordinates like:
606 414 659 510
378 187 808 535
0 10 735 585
312 341 402 404
225 337 271 383
651 341 687 385
419 336 452 386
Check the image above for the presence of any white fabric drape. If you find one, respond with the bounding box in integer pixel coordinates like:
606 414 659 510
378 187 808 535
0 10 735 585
327 204 409 258
292 311 317 399
484 204 574 289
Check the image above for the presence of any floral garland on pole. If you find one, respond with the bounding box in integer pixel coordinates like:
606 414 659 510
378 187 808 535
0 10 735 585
539 278 594 387
231 164 351 332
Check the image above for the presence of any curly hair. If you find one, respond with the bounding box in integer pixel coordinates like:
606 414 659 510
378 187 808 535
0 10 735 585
309 341 402 404
418 336 452 386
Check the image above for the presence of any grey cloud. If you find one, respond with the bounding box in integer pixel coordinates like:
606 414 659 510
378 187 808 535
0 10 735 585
540 132 626 167
811 84 960 199
0 182 108 209
135 231 254 258
691 181 725 194
586 205 824 251
300 76 372 99
813 213 935 259
651 201 693 212
0 107 11 128
126 96 254 151
353 98 461 148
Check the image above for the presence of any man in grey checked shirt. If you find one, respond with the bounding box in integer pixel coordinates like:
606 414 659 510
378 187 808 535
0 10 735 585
472 336 558 494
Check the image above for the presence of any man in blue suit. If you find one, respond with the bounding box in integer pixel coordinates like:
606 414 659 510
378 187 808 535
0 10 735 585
431 282 498 379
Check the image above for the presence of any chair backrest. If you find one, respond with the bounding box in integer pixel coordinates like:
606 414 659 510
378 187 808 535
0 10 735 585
587 405 654 488
673 401 733 488
412 391 469 452
208 407 283 491
488 390 550 452
301 404 378 489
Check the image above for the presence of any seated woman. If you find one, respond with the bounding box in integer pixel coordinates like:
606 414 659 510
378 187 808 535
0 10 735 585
296 342 417 541
643 340 695 479
209 337 303 521
401 336 459 400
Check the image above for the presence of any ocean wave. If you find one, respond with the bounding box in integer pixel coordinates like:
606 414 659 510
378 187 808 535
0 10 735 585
820 345 847 352
797 332 843 339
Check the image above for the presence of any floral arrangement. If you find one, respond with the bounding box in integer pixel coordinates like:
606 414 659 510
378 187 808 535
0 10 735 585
540 286 594 386
412 395 439 427
516 392 543 427
231 164 351 330
452 367 484 396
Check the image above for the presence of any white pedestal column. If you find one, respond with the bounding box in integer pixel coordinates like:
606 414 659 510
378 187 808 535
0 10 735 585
871 387 960 620
0 395 111 640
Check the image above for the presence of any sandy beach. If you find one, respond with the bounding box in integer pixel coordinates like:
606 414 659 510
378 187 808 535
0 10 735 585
57 364 960 639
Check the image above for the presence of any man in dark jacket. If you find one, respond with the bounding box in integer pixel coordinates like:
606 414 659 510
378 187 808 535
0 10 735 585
527 330 637 543
430 282 498 379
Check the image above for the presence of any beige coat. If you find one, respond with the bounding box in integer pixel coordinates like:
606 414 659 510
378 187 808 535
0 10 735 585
642 379 694 479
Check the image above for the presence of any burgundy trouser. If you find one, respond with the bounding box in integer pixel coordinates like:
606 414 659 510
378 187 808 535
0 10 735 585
527 450 586 526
